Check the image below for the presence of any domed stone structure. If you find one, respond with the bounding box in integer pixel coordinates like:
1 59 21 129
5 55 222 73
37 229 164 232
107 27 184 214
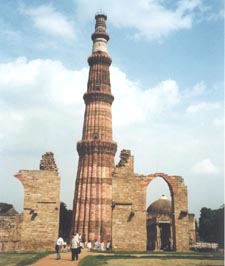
146 195 173 251
147 195 171 216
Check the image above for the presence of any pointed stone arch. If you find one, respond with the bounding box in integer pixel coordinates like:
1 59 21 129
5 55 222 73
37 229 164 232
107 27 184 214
112 151 190 251
144 173 189 251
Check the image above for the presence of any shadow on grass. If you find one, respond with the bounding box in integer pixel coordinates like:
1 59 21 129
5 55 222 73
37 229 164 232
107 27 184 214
78 253 224 266
0 251 53 266
15 251 52 266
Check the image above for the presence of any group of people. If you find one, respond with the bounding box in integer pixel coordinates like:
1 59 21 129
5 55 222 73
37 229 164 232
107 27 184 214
55 233 85 261
55 235 112 260
91 239 112 251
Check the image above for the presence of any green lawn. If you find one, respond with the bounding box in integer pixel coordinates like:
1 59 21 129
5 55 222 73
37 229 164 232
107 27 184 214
0 251 50 266
0 251 223 266
78 252 224 266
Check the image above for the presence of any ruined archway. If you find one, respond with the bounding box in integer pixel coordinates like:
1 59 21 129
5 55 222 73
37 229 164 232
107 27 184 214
112 151 191 251
146 176 173 251
143 173 189 251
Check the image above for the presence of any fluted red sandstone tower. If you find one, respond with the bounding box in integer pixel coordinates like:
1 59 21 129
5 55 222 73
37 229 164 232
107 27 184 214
72 13 117 242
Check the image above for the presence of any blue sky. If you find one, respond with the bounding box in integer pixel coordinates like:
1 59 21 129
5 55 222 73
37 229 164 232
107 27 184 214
0 0 224 220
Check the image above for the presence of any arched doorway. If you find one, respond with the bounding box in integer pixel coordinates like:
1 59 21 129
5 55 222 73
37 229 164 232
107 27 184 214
112 150 191 251
146 176 173 251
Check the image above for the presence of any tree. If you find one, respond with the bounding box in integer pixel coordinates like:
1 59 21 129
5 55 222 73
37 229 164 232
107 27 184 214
59 202 73 242
0 203 13 213
198 206 224 248
214 206 224 248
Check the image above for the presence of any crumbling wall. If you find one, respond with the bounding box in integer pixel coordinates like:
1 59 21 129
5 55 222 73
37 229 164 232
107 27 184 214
0 214 22 252
112 150 146 251
40 152 58 173
188 213 196 244
1 152 60 251
112 149 191 251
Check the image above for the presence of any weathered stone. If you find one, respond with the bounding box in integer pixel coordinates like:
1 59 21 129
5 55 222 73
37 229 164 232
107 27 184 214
1 152 60 252
112 150 193 251
40 152 58 173
72 13 117 243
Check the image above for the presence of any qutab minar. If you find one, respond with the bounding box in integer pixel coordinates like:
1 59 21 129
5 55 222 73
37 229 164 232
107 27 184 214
72 13 117 242
1 12 195 253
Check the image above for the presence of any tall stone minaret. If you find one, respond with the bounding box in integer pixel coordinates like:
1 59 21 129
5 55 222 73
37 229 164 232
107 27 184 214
72 13 117 242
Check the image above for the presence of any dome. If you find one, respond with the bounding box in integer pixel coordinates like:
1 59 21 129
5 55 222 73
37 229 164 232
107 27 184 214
147 195 171 216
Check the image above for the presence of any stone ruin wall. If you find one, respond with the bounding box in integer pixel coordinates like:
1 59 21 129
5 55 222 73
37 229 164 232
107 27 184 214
0 152 60 252
188 213 196 244
112 150 147 250
112 149 191 251
0 214 22 252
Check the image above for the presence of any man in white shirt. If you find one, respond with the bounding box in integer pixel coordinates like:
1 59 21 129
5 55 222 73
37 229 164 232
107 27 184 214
55 236 64 260
71 233 80 261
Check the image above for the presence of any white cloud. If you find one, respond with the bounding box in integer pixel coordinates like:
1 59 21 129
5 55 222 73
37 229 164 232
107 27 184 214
75 0 204 40
191 81 205 96
0 57 86 109
213 118 224 128
207 9 224 21
0 57 87 154
111 67 180 127
21 4 76 39
186 102 220 113
142 79 180 113
0 57 223 215
176 0 204 13
191 158 220 175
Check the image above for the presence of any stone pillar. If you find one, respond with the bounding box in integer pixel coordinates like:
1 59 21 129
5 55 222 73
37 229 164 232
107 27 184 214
173 176 190 251
169 224 173 250
155 223 161 250
72 13 117 242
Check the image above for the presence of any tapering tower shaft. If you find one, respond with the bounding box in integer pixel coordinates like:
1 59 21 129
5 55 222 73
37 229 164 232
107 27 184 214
72 13 117 242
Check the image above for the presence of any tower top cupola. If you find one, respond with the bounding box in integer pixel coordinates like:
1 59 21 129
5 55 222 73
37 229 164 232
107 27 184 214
91 12 109 54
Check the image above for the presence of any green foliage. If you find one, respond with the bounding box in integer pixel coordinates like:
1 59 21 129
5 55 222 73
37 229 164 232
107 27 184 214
199 206 224 248
0 202 13 213
78 255 108 266
59 202 73 242
0 251 51 266
15 251 51 266
78 253 224 266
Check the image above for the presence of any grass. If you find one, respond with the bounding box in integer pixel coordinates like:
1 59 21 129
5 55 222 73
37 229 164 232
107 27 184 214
78 251 224 266
0 250 223 266
0 251 51 266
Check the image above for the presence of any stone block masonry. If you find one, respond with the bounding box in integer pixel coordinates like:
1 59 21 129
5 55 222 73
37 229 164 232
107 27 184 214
40 152 58 173
72 14 117 243
112 150 191 251
0 152 60 252
0 214 22 251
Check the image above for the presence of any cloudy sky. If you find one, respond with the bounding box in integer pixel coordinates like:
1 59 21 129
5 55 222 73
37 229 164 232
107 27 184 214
0 0 223 220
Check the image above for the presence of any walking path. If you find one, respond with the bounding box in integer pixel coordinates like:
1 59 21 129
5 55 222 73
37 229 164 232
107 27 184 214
32 249 90 266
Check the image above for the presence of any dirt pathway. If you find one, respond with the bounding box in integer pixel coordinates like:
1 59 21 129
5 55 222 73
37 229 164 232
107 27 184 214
32 249 90 266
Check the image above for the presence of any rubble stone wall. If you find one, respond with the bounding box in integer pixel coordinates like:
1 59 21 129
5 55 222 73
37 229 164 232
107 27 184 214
15 169 60 250
188 213 196 244
1 152 60 252
0 215 22 252
112 150 190 251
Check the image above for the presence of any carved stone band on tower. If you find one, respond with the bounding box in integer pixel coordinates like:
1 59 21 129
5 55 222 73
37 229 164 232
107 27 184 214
72 13 117 243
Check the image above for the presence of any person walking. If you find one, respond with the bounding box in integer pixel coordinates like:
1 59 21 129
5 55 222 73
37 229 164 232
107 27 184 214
55 236 64 260
87 239 92 251
80 234 86 249
71 233 80 261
